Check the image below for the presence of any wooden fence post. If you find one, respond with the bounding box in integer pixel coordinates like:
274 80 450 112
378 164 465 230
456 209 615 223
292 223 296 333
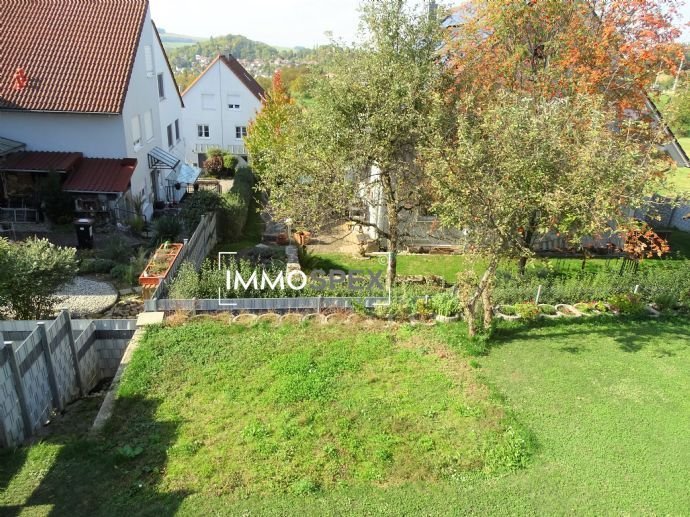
61 309 85 397
36 322 63 412
4 341 32 439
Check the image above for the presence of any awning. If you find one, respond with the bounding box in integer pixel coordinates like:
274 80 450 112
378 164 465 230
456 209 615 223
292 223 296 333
166 163 201 185
148 147 180 170
62 158 136 194
0 151 82 173
0 137 25 157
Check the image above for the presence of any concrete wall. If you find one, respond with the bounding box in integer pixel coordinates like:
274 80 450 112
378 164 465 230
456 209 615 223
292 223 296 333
0 315 137 448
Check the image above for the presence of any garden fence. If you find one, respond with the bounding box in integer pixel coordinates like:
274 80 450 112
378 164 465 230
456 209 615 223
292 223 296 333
0 313 137 448
149 212 219 301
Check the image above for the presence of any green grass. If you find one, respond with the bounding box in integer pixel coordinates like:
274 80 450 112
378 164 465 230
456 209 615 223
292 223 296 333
3 318 690 515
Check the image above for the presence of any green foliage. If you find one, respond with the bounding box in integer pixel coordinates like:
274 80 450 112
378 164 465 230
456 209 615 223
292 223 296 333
98 236 132 264
79 258 117 274
204 148 237 178
430 292 460 317
38 174 75 225
168 261 200 300
128 216 146 236
661 89 690 137
153 216 182 244
514 303 540 320
608 293 647 316
221 167 255 241
537 304 557 315
0 237 77 319
180 190 225 234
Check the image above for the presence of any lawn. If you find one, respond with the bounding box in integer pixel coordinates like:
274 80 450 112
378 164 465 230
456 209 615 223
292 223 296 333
2 318 690 515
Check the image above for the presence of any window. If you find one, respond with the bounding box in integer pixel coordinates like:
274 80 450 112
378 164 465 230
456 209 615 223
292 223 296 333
202 94 215 110
143 110 153 141
235 126 247 139
197 124 210 138
144 45 154 76
175 119 180 142
167 124 174 149
131 115 141 148
227 94 241 110
157 73 165 99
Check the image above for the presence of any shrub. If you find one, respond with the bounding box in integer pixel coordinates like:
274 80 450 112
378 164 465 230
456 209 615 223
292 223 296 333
153 216 182 243
0 238 77 319
168 261 200 299
498 305 517 316
110 263 138 285
99 236 133 264
430 292 460 317
537 304 557 315
515 302 539 320
608 293 646 316
181 190 225 233
653 292 679 312
223 154 238 175
128 216 146 236
79 258 117 274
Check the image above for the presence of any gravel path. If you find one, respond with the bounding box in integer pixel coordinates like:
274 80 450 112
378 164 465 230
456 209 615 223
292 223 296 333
54 277 119 317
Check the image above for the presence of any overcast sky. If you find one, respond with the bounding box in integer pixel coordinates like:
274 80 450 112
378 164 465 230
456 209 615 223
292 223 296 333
149 0 690 49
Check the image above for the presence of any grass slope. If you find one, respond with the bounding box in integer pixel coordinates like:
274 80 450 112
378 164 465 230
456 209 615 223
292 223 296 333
2 318 690 515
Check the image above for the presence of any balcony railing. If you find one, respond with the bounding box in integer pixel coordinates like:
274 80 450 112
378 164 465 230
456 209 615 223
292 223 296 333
193 143 247 156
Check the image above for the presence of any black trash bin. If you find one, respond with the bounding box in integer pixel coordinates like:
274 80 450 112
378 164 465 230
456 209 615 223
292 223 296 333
74 218 94 249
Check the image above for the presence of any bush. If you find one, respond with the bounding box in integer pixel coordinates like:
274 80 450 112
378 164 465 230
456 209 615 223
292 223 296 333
515 302 539 320
608 293 646 316
99 236 133 264
153 216 182 243
168 261 200 299
430 292 460 317
0 237 77 319
181 190 225 233
537 304 557 315
79 258 117 274
110 264 137 285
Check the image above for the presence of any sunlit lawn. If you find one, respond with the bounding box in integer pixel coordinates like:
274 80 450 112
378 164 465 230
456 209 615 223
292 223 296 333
3 318 690 515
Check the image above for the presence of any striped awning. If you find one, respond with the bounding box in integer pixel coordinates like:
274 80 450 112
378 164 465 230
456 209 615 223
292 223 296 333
147 147 180 170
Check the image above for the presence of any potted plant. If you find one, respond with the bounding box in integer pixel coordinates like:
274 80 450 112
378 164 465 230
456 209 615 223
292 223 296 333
138 242 184 288
293 230 312 246
431 292 460 323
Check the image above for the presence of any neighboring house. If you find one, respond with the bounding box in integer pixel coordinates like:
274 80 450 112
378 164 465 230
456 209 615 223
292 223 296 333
181 54 265 167
0 0 189 222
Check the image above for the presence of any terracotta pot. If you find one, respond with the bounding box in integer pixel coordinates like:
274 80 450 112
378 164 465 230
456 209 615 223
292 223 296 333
293 231 311 246
138 243 184 288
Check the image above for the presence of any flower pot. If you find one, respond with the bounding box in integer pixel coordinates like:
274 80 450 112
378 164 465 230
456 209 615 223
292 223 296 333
138 243 184 288
293 231 311 246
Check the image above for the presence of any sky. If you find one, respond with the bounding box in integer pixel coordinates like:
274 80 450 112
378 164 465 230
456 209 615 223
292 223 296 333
149 0 690 49
149 0 363 48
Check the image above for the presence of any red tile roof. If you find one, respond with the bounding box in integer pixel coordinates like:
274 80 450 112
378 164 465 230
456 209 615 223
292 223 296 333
62 158 137 193
0 0 149 113
0 152 83 173
182 54 265 101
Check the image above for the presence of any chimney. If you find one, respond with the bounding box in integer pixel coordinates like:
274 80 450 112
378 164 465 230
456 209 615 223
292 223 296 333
13 68 28 91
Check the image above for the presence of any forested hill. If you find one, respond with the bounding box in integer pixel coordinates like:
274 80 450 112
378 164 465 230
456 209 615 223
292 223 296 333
166 34 312 69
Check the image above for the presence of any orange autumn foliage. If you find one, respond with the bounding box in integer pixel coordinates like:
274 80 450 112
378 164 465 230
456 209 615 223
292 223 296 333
445 0 683 113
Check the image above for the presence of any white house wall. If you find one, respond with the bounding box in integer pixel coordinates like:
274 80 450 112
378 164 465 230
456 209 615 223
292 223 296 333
181 59 262 166
0 111 126 158
121 7 183 217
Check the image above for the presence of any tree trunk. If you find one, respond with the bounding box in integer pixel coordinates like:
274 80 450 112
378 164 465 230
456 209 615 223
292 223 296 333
518 212 539 275
465 256 499 338
465 305 476 338
518 255 529 276
381 172 399 290
482 279 494 330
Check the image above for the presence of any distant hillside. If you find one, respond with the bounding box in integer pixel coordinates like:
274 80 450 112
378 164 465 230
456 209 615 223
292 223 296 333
166 34 312 69
158 29 204 49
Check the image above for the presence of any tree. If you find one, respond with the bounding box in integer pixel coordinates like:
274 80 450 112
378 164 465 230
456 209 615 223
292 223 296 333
446 0 682 110
0 238 77 320
247 0 445 287
426 92 669 336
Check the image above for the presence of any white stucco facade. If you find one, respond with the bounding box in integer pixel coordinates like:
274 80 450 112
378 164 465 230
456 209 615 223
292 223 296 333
181 56 263 167
0 6 184 220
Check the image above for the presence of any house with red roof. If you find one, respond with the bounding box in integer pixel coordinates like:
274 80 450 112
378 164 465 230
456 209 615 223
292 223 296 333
0 0 188 222
181 54 265 167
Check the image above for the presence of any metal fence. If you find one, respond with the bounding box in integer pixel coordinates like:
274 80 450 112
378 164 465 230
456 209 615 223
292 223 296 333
0 207 39 223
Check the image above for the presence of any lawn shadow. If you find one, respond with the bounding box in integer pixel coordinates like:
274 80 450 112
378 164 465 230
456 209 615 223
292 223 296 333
489 316 690 355
0 396 188 516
